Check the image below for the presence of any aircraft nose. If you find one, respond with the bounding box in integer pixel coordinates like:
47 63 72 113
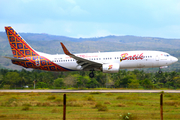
171 56 178 63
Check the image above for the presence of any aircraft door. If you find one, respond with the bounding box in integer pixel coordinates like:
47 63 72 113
156 55 159 61
154 54 159 67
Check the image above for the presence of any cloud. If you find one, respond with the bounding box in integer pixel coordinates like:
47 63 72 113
1 0 180 38
66 0 76 4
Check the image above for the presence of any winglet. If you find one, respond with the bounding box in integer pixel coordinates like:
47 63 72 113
60 42 72 55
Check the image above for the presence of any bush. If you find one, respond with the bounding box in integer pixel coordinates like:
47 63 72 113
116 96 124 99
0 115 6 118
22 106 30 111
54 98 62 103
86 95 95 101
94 102 108 111
22 103 31 107
67 101 83 107
90 92 101 94
51 108 60 113
47 95 56 100
42 102 51 106
94 102 102 108
98 105 108 111
104 101 111 104
117 103 126 107
106 93 113 96
5 97 17 106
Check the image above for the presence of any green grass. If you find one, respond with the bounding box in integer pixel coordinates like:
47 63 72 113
0 92 179 120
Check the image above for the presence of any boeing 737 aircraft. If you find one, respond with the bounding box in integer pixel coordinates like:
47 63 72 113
4 26 178 78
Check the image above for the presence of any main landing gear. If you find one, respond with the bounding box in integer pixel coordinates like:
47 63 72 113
158 68 162 74
89 71 94 78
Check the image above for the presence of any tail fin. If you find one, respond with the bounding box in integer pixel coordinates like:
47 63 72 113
5 26 39 58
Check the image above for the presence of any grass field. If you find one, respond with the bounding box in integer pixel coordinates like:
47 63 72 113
0 92 180 120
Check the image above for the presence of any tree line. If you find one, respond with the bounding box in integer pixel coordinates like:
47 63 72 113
0 68 180 89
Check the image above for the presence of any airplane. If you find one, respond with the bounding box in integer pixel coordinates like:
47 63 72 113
4 26 178 78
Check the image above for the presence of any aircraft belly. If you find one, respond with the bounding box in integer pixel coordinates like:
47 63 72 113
152 59 168 67
158 60 169 67
57 62 78 70
120 61 138 69
144 59 153 68
137 59 145 68
152 59 159 67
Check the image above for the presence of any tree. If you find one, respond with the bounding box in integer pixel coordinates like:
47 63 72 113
0 74 4 88
4 72 22 88
76 75 89 88
38 72 54 86
140 78 153 89
95 72 107 87
64 75 77 87
53 78 64 88
86 78 99 88
36 82 48 88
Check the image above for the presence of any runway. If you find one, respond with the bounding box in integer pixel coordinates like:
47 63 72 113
0 89 180 93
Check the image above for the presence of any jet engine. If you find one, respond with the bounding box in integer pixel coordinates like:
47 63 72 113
102 63 120 73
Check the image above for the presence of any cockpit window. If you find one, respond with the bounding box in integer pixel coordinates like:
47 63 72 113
164 54 170 57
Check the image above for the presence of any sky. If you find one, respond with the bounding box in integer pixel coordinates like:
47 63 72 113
1 0 180 38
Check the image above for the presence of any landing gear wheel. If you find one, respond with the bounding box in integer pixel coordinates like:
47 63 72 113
89 72 94 78
158 70 162 74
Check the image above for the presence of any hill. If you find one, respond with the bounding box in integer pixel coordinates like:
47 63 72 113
0 32 180 71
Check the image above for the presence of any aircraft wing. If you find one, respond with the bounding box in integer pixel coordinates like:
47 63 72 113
60 42 102 70
3 56 28 61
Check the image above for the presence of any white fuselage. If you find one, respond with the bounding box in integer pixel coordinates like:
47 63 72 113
38 51 178 71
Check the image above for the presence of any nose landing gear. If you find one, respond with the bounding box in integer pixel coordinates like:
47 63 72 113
158 68 162 74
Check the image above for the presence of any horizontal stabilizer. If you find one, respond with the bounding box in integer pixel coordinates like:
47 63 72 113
3 56 28 61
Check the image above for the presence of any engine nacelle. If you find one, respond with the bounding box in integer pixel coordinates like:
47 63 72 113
102 63 120 73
